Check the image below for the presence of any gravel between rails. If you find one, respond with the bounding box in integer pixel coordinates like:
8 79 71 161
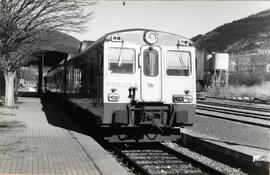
163 141 247 175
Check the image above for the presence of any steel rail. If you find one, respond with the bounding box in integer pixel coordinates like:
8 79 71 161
112 145 151 175
161 143 227 175
205 96 270 105
198 101 270 113
196 105 270 121
111 143 227 175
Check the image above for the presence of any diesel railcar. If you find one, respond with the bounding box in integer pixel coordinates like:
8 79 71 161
45 29 196 142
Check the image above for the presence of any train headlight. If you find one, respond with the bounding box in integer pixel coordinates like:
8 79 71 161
108 88 119 102
108 93 119 102
144 31 158 44
183 95 193 103
173 94 193 103
172 95 183 103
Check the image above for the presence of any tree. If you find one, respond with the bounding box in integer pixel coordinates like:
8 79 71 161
0 0 94 106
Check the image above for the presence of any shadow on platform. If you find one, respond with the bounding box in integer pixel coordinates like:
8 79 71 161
40 97 90 136
19 92 39 98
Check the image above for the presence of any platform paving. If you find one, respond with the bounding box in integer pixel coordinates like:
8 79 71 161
0 97 130 175
181 113 270 173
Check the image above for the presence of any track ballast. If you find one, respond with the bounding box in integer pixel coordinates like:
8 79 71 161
112 143 227 175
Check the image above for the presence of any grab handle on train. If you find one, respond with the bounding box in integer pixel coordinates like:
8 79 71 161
138 53 141 68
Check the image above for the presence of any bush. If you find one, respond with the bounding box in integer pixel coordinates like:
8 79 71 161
229 72 265 86
207 81 270 98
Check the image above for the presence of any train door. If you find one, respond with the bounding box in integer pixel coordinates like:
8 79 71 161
140 46 162 102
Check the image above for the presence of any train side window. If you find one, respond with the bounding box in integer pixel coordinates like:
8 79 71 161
74 67 81 86
97 49 103 75
143 49 159 77
67 66 71 85
97 48 103 68
79 65 84 85
166 51 191 76
90 63 94 85
108 47 135 74
100 53 103 68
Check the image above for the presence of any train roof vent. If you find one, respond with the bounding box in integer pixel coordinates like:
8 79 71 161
78 40 93 53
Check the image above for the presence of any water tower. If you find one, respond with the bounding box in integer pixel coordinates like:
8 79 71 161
211 53 229 87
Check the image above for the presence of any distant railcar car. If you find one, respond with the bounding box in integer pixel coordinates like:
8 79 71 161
45 29 196 142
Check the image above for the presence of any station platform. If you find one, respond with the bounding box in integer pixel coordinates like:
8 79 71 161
0 97 130 175
181 113 270 174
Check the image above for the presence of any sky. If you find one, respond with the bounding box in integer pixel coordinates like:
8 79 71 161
66 1 270 41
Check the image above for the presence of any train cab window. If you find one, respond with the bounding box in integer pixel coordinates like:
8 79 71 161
108 48 135 74
143 49 159 77
166 51 191 76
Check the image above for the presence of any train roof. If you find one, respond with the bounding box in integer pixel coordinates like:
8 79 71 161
67 28 194 62
95 28 192 44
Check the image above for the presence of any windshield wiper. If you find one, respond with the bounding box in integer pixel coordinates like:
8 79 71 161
117 40 124 67
178 52 184 69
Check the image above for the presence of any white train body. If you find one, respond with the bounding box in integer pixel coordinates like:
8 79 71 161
45 29 196 142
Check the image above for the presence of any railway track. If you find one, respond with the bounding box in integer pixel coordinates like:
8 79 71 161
196 104 270 128
196 104 270 121
111 142 227 175
198 101 270 113
206 96 270 105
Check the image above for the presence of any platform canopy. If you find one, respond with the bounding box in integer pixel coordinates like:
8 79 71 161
29 31 81 67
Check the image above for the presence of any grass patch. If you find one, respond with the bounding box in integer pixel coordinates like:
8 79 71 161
0 120 25 128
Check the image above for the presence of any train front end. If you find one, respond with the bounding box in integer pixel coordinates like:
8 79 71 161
102 29 196 142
